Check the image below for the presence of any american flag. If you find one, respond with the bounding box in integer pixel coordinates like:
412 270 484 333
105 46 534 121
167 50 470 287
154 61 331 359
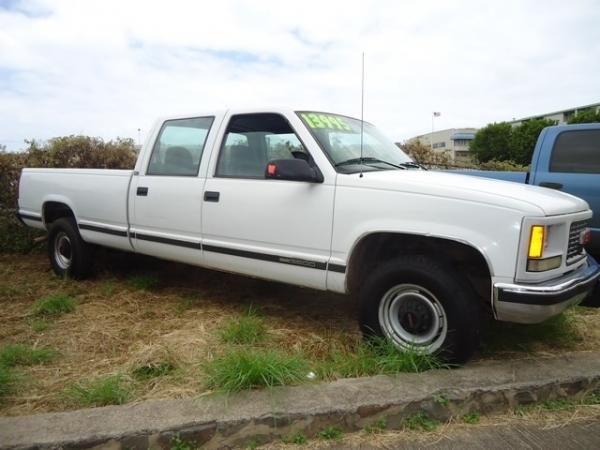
433 112 441 117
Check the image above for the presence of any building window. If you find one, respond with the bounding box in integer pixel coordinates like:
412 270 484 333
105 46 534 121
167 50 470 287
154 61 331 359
432 142 446 149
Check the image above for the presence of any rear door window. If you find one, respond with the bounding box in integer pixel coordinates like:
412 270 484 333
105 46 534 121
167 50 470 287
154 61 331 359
147 117 214 176
549 129 600 174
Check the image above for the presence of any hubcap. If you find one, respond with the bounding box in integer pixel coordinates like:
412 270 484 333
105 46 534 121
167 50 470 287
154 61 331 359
54 232 72 270
378 284 447 353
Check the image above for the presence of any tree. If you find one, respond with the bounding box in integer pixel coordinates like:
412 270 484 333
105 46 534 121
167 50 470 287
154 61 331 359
469 122 512 162
508 118 556 165
568 108 600 124
398 140 450 166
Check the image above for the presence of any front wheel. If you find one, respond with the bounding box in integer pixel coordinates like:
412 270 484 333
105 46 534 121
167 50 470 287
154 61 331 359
359 255 481 364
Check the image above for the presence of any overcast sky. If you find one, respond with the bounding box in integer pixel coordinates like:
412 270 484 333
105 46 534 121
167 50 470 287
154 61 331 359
1 0 599 150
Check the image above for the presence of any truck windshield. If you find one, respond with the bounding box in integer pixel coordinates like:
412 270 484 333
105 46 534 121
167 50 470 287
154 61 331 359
297 111 414 173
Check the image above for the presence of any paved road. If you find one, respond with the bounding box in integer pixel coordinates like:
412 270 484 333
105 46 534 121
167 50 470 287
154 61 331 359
328 420 600 450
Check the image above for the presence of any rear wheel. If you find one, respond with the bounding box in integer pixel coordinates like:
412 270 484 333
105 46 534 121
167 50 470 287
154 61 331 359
47 218 93 279
359 255 481 364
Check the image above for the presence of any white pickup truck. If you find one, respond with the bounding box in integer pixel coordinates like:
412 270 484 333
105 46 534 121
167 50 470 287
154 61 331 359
18 108 600 362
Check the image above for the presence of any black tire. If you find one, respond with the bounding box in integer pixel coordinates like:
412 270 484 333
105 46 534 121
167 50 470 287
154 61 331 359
359 255 481 364
47 217 93 279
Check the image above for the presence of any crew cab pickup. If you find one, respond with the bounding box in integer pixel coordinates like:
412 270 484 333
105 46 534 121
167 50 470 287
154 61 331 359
452 124 600 255
17 109 600 363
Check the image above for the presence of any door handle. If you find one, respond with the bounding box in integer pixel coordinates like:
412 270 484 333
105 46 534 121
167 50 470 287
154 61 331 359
136 186 149 196
539 182 563 190
204 191 220 202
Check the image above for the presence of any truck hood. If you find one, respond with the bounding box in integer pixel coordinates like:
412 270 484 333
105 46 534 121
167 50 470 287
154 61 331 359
338 170 589 216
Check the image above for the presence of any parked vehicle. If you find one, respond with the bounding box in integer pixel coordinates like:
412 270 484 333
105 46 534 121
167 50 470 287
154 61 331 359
17 109 600 363
451 124 600 255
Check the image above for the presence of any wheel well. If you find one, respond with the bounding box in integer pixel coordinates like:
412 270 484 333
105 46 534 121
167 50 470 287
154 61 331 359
43 202 75 225
346 233 492 306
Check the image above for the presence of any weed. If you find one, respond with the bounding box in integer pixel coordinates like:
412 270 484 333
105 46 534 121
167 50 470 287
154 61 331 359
319 337 444 379
132 362 175 380
246 439 259 449
65 375 130 406
220 308 267 345
31 294 75 317
204 348 308 392
317 426 343 440
364 417 387 434
101 280 117 297
402 412 439 432
433 394 449 406
541 398 577 411
462 412 480 424
128 274 160 291
30 319 49 332
0 344 57 367
284 432 307 444
584 390 600 405
170 435 197 450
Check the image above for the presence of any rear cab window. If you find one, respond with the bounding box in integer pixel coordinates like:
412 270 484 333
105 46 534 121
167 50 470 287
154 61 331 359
550 129 600 174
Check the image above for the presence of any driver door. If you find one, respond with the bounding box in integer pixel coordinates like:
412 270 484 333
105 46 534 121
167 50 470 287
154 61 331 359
201 112 335 289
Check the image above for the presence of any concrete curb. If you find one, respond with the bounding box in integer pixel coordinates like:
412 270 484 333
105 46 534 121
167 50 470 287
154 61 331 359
1 351 600 450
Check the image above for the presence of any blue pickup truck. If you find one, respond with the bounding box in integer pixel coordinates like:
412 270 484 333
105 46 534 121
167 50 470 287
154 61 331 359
454 123 600 255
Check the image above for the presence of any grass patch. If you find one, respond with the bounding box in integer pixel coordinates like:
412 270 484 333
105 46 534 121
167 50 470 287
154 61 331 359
402 412 439 432
132 362 175 380
484 313 581 354
317 426 343 440
204 348 309 392
0 344 57 367
541 398 577 411
284 432 307 444
318 337 444 379
364 417 387 434
585 390 600 405
128 274 160 291
30 319 50 332
31 293 75 317
65 375 130 407
219 308 267 345
462 412 480 424
0 365 16 400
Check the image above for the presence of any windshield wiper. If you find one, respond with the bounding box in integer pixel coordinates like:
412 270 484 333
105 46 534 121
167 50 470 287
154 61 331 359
397 161 427 170
335 157 406 170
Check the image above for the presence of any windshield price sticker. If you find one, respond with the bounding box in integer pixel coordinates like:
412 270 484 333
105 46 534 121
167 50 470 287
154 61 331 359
301 113 352 131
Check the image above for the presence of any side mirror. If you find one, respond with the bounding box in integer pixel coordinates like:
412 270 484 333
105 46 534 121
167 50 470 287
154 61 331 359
265 159 324 183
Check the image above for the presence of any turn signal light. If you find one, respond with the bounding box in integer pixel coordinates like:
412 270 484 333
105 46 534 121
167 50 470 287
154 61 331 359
528 225 545 259
527 255 561 272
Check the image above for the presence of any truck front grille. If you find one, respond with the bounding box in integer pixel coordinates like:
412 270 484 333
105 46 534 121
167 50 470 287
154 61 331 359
567 220 588 264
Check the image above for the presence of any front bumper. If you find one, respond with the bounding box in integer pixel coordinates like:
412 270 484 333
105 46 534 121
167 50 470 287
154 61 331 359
494 255 600 324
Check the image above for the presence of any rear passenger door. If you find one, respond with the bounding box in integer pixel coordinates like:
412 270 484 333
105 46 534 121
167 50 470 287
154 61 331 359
532 127 600 252
130 116 218 265
201 112 335 289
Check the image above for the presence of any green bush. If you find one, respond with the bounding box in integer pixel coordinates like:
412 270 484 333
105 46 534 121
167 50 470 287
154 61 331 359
0 136 136 253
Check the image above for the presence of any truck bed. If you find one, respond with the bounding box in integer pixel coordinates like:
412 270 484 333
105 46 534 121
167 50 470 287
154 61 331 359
18 168 134 250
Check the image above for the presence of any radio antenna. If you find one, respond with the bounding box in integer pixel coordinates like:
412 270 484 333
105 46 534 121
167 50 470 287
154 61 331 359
359 52 365 178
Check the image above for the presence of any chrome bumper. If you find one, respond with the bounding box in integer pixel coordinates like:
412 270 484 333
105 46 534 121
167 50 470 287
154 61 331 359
494 255 600 324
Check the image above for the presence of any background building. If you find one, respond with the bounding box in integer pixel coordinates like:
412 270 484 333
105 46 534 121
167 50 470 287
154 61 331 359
409 128 477 163
509 102 600 126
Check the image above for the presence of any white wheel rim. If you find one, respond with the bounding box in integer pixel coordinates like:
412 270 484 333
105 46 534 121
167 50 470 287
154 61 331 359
378 283 448 353
54 232 72 270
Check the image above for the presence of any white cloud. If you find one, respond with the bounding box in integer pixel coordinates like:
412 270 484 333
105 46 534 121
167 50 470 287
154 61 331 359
0 0 599 150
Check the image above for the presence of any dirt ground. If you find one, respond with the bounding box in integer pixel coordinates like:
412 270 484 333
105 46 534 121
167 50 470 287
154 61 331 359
1 250 599 416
